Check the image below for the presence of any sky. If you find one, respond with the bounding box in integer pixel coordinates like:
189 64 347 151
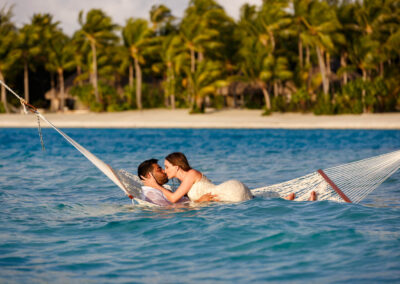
6 0 262 35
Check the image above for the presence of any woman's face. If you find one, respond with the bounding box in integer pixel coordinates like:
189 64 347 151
164 159 178 179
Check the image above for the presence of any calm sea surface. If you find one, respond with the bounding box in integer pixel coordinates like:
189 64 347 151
1 128 400 283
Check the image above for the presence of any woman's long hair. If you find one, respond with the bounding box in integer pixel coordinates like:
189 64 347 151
165 152 191 171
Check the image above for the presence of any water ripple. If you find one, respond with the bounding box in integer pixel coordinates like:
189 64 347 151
0 128 399 282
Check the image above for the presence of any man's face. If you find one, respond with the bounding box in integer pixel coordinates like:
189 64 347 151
151 163 168 185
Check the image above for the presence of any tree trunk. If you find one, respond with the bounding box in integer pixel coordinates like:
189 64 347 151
306 46 310 66
198 51 204 63
24 60 29 103
340 54 348 85
134 57 142 110
316 46 329 95
362 68 367 113
261 85 271 110
326 52 334 101
298 37 303 69
164 73 170 107
274 81 278 98
90 41 99 103
50 73 57 112
194 96 204 112
170 67 176 110
129 62 134 90
58 68 65 112
305 45 316 102
77 65 82 86
379 61 384 77
190 48 195 73
0 71 9 113
268 30 275 51
170 94 176 109
128 62 134 105
326 52 331 78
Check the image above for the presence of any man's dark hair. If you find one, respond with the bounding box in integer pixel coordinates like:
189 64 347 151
138 159 158 180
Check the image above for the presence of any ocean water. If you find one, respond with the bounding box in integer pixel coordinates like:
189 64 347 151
1 128 400 283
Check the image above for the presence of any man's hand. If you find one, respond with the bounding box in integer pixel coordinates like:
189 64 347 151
141 172 161 189
195 193 219 203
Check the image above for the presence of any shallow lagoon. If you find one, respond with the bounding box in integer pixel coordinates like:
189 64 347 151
1 128 400 282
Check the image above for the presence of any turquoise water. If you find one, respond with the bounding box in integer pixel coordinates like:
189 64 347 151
1 128 400 283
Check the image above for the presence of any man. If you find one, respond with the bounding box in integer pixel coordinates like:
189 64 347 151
138 159 215 206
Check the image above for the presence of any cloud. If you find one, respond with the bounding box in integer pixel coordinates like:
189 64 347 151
8 0 262 35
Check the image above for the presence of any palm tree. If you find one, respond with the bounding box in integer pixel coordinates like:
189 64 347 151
122 18 153 109
347 36 380 112
150 4 173 34
290 0 310 70
0 4 16 112
186 60 226 113
239 37 272 110
71 31 87 86
264 55 293 98
78 9 118 103
301 0 342 96
154 34 187 109
180 0 227 72
335 1 357 86
46 31 75 111
180 0 231 108
12 22 41 103
31 13 61 107
256 0 292 52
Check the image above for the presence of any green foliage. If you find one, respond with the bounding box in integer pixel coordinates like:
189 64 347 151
262 107 272 116
291 88 311 112
313 94 334 115
123 82 165 109
271 96 287 112
70 83 129 112
70 84 96 111
333 77 391 114
142 83 165 108
244 92 263 109
209 95 224 110
0 102 5 113
1 0 399 114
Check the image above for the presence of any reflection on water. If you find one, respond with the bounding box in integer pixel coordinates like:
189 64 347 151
0 128 399 282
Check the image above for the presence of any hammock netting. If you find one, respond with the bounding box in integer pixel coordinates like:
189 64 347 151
252 149 400 203
36 112 400 205
2 80 399 206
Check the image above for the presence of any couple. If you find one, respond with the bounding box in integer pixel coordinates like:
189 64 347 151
137 152 254 206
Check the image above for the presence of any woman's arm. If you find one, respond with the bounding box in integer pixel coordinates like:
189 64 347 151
142 172 198 203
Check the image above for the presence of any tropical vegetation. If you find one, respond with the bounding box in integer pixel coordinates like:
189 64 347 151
0 0 399 114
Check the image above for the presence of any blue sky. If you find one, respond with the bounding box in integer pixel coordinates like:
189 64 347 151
7 0 262 35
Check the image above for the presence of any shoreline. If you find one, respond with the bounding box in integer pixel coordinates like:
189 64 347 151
1 109 400 129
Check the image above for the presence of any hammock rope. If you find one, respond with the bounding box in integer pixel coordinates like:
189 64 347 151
1 80 399 205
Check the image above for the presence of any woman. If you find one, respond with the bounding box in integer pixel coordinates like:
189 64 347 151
142 152 253 203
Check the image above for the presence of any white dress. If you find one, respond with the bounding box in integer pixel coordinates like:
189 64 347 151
187 176 253 202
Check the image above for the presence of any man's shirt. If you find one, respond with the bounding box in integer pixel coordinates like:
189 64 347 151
141 186 189 206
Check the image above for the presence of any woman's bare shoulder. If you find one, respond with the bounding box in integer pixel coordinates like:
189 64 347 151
188 169 202 181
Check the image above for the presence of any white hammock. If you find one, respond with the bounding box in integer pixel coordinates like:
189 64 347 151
34 114 400 205
252 149 400 203
1 80 399 205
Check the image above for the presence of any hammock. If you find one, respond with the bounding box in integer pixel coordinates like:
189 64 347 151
252 149 400 203
2 80 399 205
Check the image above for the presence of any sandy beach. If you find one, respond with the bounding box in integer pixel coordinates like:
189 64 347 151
0 109 399 129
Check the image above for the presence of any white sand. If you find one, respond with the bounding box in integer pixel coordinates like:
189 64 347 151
0 109 399 129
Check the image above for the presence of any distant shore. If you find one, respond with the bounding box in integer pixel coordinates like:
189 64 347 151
0 109 400 129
